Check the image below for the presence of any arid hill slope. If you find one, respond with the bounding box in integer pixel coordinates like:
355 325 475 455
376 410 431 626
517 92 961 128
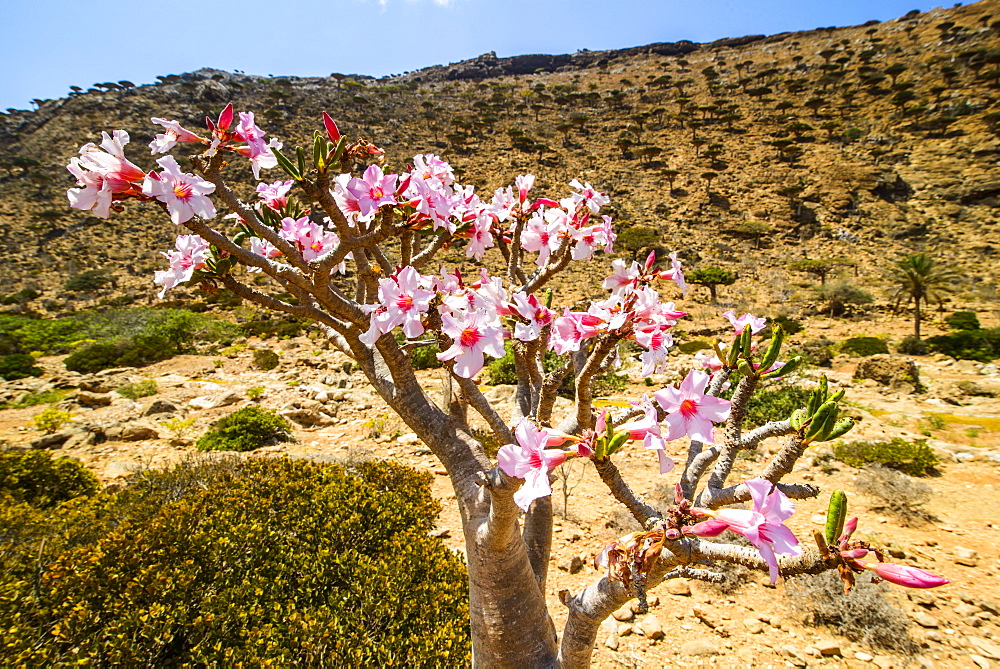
0 1 998 316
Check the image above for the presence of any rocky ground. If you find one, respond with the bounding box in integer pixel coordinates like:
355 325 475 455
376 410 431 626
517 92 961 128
2 312 999 668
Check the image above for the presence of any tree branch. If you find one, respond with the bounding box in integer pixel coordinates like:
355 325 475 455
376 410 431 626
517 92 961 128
592 457 660 527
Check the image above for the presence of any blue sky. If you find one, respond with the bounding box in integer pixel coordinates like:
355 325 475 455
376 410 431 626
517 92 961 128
1 0 949 111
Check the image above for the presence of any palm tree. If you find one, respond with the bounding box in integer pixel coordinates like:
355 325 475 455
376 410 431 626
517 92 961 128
889 254 958 339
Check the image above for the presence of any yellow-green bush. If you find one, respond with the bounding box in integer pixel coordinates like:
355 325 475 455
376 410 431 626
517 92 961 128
195 405 292 452
0 457 470 666
0 451 98 508
833 438 939 476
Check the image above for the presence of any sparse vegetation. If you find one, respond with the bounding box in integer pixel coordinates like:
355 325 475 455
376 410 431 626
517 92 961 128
840 336 889 357
854 465 934 525
115 379 158 400
251 348 280 370
833 437 939 476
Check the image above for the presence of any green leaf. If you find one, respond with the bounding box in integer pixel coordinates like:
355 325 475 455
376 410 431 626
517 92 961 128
271 147 302 181
825 489 848 545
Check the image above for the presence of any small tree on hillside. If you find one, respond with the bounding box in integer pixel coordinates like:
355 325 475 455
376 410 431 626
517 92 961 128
889 253 959 339
788 257 854 286
686 265 737 302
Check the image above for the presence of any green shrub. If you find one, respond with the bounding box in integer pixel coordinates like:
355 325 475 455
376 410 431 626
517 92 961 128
0 353 43 380
0 288 40 305
395 333 443 370
743 384 813 429
840 336 889 357
832 437 939 476
944 311 980 330
196 405 292 452
771 315 804 336
251 348 280 371
0 457 470 665
115 379 158 400
0 451 98 508
6 388 68 408
64 334 176 373
64 268 114 292
815 281 873 317
925 328 1000 362
897 335 928 355
243 317 308 339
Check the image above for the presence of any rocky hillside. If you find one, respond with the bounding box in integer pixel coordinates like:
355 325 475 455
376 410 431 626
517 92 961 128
0 1 998 318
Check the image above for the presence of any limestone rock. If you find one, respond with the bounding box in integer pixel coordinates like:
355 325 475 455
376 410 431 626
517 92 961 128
74 390 113 407
743 617 764 634
666 579 691 596
611 605 633 622
106 423 159 441
815 639 842 656
637 615 664 640
681 639 719 656
911 612 939 628
853 354 920 389
30 432 71 449
188 391 241 410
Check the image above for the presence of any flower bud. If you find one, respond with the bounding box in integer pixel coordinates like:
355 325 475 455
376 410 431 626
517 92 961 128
866 562 949 589
217 103 234 132
683 519 730 537
322 111 341 143
838 516 859 544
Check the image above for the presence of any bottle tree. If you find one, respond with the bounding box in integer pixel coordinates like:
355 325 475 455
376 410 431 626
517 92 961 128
66 106 949 667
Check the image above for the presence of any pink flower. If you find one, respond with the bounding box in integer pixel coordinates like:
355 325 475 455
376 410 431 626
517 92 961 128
568 179 610 213
615 395 674 474
658 252 687 296
684 518 730 537
347 164 398 216
722 310 767 335
695 349 724 373
149 118 204 154
411 153 454 186
142 155 217 225
359 266 435 345
497 418 569 511
603 259 640 295
654 369 731 444
154 234 210 298
549 308 601 355
508 291 554 342
635 326 675 376
713 478 802 584
256 180 294 210
465 211 495 261
437 310 505 378
521 208 566 266
278 216 339 262
233 112 281 179
515 174 535 203
864 562 949 589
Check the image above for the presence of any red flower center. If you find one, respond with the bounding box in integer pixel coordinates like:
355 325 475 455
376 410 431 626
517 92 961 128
460 327 481 348
396 294 414 311
173 182 193 200
679 398 698 418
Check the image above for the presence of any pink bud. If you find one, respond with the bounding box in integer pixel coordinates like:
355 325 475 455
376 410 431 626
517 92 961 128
866 562 949 588
534 198 560 208
674 482 685 505
841 548 870 560
575 441 594 458
205 116 216 132
595 409 607 435
644 249 657 270
665 528 681 540
322 111 341 143
217 103 234 131
839 517 859 544
683 519 730 537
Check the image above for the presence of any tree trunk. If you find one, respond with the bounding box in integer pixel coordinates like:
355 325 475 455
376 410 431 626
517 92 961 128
708 284 718 302
914 296 922 339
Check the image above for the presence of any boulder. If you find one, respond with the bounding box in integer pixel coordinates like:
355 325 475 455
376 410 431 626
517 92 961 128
854 354 921 390
73 390 113 407
105 423 159 442
30 432 71 449
144 398 179 416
